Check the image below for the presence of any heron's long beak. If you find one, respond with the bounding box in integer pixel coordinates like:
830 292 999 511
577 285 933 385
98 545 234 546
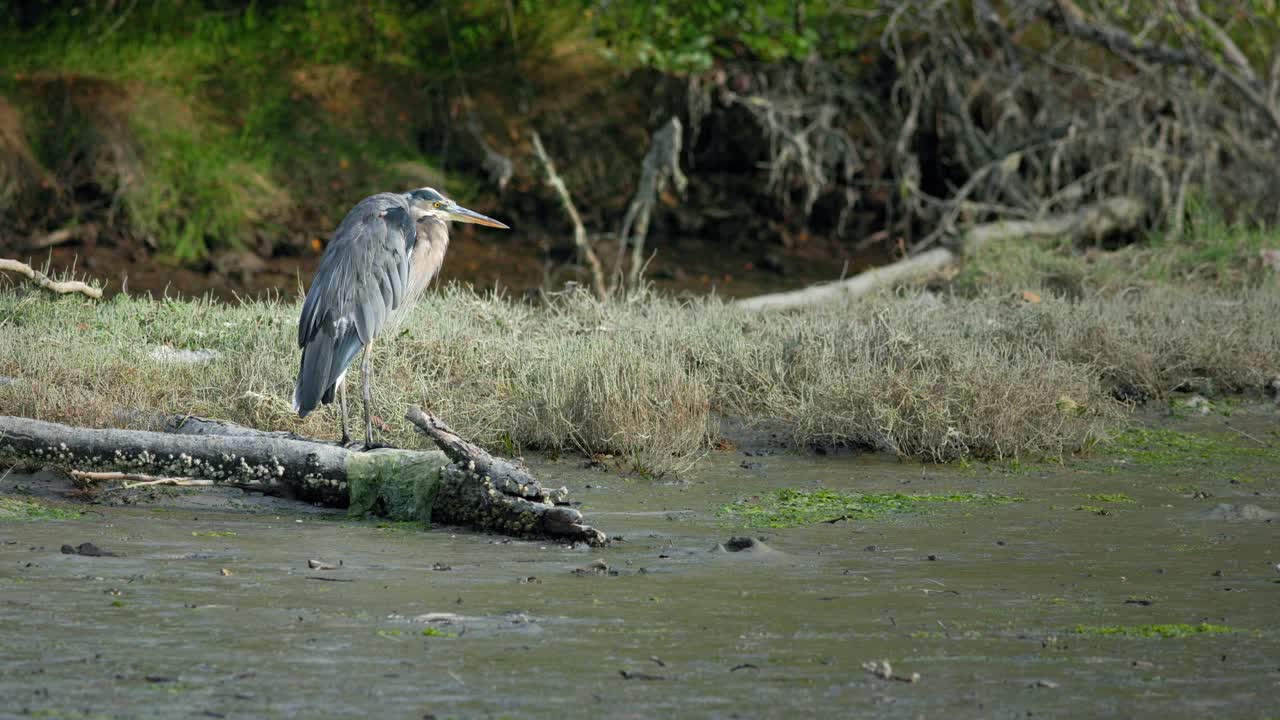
447 203 509 229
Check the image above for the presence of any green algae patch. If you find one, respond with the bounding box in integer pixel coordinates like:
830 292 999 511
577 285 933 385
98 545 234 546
1102 429 1279 466
718 488 1022 528
0 497 81 521
345 449 450 526
1073 623 1239 639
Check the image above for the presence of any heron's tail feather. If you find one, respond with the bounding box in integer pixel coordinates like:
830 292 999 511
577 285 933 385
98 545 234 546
293 325 363 418
293 338 334 418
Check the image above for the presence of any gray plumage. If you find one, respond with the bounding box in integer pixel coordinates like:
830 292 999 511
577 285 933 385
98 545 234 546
292 187 508 445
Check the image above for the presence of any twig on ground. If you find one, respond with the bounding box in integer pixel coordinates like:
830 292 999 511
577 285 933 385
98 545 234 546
69 470 212 488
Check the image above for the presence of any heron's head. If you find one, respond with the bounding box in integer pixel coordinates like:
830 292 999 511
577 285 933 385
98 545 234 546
406 188 509 229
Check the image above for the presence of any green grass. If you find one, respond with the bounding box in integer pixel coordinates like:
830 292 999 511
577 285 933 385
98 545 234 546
1073 623 1240 639
0 497 81 520
718 488 1022 528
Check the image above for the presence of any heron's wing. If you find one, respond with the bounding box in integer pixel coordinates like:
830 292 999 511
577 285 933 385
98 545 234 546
298 203 417 349
293 201 417 416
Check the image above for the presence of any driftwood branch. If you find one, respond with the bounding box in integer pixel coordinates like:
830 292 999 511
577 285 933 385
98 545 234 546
0 259 102 299
962 196 1145 254
529 130 608 302
737 198 1145 311
0 411 605 545
736 248 954 312
614 116 687 291
69 469 214 489
406 407 606 545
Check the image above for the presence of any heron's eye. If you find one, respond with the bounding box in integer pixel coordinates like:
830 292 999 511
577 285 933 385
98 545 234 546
433 201 444 209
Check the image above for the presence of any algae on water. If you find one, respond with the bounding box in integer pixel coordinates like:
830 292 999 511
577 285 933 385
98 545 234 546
718 488 1022 528
0 497 81 521
1072 623 1240 639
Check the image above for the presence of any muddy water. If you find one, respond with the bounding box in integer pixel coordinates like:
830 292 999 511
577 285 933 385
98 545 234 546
2 411 1278 719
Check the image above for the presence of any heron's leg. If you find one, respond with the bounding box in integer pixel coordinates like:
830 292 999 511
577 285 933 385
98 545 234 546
361 339 375 446
338 379 350 445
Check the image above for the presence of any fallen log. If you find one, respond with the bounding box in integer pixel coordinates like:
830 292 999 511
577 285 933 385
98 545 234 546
736 197 1146 312
736 248 954 312
0 408 605 545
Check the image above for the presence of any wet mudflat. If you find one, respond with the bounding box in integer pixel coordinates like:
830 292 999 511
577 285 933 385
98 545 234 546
1 407 1277 719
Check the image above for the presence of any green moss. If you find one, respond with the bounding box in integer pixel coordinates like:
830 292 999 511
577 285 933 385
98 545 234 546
0 497 81 521
191 530 237 537
718 488 1022 528
1073 623 1239 639
421 627 457 638
345 449 449 525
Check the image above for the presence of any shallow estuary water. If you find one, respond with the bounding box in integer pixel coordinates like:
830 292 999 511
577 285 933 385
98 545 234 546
2 407 1277 719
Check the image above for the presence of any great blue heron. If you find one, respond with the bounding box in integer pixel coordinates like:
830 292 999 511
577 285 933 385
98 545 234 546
292 187 508 445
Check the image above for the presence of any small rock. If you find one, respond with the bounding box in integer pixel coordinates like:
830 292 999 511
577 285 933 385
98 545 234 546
862 659 920 683
1132 660 1154 669
307 559 340 570
618 669 665 681
1031 680 1060 689
572 558 611 576
431 562 452 571
60 542 116 557
927 554 939 561
715 537 784 555
220 568 233 577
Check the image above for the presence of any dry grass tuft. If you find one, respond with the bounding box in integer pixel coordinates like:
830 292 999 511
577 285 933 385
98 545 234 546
0 284 1276 473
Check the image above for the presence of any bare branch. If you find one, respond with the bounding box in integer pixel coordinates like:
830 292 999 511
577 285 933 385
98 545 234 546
0 258 102 299
529 131 608 301
615 116 687 292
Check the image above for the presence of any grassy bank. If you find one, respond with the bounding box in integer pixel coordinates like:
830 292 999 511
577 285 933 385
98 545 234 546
1 276 1276 474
